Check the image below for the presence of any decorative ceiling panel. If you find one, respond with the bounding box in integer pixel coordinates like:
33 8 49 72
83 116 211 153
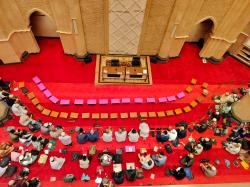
109 0 147 55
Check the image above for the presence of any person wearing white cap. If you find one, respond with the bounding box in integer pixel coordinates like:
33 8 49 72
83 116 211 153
139 121 150 139
128 129 139 142
79 155 90 169
19 114 33 126
102 127 113 142
168 128 178 142
11 102 28 116
58 132 72 146
115 127 127 142
41 122 53 134
50 156 65 170
224 141 241 155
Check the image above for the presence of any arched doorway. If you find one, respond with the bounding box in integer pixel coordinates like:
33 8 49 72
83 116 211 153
187 18 215 49
29 11 58 38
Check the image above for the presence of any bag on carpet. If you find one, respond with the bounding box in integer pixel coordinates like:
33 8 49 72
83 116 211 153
240 160 249 170
136 168 144 179
116 148 122 155
38 154 48 165
165 168 172 176
164 144 173 153
72 152 80 161
0 156 10 167
3 165 17 177
63 174 76 182
89 145 97 155
171 138 179 147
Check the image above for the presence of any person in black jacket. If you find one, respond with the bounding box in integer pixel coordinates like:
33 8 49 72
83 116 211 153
156 129 169 143
112 171 124 184
76 128 88 144
194 122 208 133
0 77 10 92
125 166 136 181
199 137 213 151
180 153 194 167
170 166 186 180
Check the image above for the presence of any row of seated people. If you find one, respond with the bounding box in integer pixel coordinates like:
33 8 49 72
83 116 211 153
10 120 150 145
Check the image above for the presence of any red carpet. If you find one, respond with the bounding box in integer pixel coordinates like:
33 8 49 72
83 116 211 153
0 38 250 186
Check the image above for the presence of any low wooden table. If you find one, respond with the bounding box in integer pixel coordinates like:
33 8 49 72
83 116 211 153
102 67 126 81
125 67 147 81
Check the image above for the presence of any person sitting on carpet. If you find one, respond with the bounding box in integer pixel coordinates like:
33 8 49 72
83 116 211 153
31 136 48 151
210 111 221 121
238 150 250 163
138 152 154 170
9 129 22 142
170 166 186 180
223 141 241 155
87 128 99 142
194 121 208 133
0 90 9 100
59 132 72 146
102 127 113 142
209 118 218 129
152 152 167 167
41 122 53 134
11 102 28 117
50 125 63 139
176 125 187 139
199 137 213 151
4 94 17 107
176 121 188 139
49 156 65 170
128 129 139 142
180 153 194 167
115 127 127 142
214 125 228 136
19 150 39 166
0 77 10 92
79 154 90 169
31 136 42 151
99 177 114 187
184 137 203 155
98 149 114 166
167 127 178 142
19 131 33 146
112 170 124 184
156 129 169 143
221 102 232 116
28 119 42 132
200 161 217 177
77 128 89 144
241 138 250 150
125 165 136 182
139 121 150 139
19 114 33 126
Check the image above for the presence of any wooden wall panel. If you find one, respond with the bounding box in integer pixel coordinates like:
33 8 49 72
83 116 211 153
0 42 20 63
59 33 76 55
80 0 106 54
139 0 175 55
